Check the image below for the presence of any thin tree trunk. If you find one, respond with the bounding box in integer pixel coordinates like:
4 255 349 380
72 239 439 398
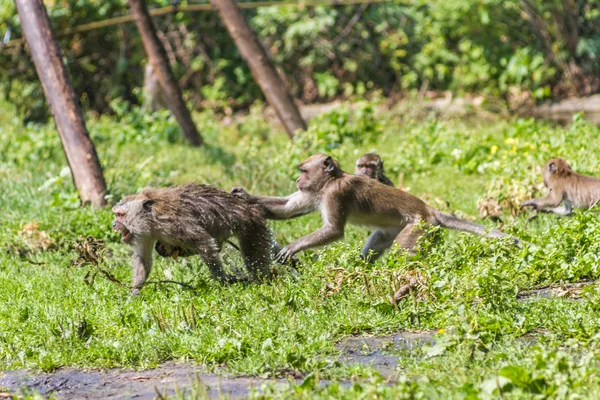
129 0 203 146
209 0 306 139
15 0 107 208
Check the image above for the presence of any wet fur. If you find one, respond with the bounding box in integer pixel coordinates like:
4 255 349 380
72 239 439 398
114 183 272 294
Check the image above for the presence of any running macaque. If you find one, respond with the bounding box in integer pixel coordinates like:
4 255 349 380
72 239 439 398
232 154 519 263
112 183 273 295
355 153 394 186
521 158 600 215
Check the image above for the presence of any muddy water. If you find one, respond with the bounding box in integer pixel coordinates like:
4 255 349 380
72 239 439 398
0 363 300 399
517 281 594 300
0 284 585 399
334 331 436 379
0 332 437 399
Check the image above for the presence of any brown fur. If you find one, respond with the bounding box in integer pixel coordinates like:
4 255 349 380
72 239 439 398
355 153 394 186
232 154 518 263
521 158 600 215
113 183 273 295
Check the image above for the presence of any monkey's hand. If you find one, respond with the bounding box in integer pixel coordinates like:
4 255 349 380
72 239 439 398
276 245 297 264
231 187 256 203
520 200 537 209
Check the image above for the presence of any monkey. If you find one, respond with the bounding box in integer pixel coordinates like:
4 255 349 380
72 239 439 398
355 153 394 186
231 154 520 263
521 158 600 215
356 153 410 255
112 183 273 295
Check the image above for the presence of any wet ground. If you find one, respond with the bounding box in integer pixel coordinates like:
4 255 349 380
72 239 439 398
0 331 437 399
0 283 588 399
517 281 595 300
334 331 436 380
0 363 300 399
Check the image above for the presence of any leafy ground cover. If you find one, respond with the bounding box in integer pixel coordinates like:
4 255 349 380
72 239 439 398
2 99 600 398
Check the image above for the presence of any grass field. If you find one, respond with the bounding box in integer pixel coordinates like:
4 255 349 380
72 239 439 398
2 99 600 398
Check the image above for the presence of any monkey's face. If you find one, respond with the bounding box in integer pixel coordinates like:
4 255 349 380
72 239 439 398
296 154 341 192
355 154 383 180
355 161 380 179
112 198 154 244
543 158 571 186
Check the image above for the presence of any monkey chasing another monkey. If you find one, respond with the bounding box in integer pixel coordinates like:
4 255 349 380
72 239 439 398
232 153 521 263
112 183 273 295
521 158 600 215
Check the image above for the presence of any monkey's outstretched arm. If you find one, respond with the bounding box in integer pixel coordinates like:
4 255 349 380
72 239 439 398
277 225 345 262
232 188 316 220
277 198 347 262
521 189 564 210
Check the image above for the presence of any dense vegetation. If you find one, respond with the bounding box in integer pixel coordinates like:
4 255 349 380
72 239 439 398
2 99 600 397
1 0 600 121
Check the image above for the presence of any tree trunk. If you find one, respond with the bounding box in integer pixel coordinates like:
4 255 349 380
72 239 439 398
209 0 306 139
15 0 107 208
129 0 203 146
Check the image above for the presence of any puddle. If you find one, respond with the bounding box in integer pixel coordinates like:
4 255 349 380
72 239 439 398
0 332 438 398
517 281 595 301
0 325 574 396
0 363 297 399
333 331 436 379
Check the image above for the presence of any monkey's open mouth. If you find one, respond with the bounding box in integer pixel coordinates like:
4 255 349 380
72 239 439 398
121 229 133 244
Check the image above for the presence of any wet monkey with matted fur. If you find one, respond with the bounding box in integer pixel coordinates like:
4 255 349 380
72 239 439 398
112 183 273 295
521 158 600 215
232 154 521 263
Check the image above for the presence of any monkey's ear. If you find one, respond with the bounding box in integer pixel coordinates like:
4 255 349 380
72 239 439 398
548 162 557 174
143 199 155 212
323 156 341 177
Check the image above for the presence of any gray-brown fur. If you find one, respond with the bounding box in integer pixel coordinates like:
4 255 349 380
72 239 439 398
232 154 519 263
113 183 272 295
355 153 394 186
521 158 600 215
356 153 401 255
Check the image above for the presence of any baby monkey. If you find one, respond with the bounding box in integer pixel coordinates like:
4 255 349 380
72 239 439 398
521 158 600 215
355 153 394 186
112 183 273 295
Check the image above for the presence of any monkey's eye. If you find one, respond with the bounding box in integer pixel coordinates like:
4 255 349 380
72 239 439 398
115 212 126 218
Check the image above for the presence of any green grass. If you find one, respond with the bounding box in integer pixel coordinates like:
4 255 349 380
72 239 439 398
2 100 600 398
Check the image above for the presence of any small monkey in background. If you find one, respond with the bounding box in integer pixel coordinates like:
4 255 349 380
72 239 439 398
356 153 409 255
521 158 600 215
112 183 273 295
355 153 394 186
232 154 520 263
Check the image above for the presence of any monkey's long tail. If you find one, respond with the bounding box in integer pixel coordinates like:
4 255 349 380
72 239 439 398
434 211 522 246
